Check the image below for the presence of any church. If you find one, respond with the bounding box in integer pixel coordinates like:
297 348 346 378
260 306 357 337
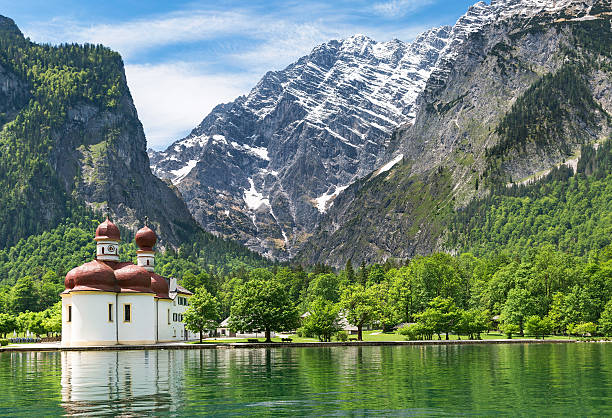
61 218 193 346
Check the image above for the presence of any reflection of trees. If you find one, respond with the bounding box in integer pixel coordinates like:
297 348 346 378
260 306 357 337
0 352 63 415
1 344 610 415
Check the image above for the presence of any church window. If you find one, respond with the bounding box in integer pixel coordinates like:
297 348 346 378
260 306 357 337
101 247 104 254
124 304 131 323
147 260 150 266
67 305 72 323
108 303 114 322
167 309 170 325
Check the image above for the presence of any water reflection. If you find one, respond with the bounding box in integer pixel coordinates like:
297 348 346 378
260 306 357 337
0 344 609 415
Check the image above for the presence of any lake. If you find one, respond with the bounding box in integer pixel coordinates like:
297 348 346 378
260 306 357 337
0 343 611 416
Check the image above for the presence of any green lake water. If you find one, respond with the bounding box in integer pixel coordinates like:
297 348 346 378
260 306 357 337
1 343 611 416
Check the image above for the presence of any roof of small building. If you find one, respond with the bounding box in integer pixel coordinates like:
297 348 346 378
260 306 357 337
219 317 231 327
175 284 193 295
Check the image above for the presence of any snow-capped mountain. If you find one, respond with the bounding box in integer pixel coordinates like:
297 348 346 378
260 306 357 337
299 0 612 267
151 0 603 261
149 27 451 259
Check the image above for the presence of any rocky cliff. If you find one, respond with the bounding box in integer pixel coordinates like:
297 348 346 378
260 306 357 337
150 28 452 259
0 15 201 247
298 0 612 267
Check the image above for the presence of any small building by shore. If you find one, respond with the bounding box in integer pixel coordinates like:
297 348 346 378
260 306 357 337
216 317 276 339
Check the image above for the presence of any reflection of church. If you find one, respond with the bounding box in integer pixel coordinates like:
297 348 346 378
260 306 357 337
61 218 193 346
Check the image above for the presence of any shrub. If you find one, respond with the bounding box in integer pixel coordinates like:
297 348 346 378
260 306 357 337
569 322 597 337
0 339 8 346
399 323 433 340
500 323 520 339
336 331 348 342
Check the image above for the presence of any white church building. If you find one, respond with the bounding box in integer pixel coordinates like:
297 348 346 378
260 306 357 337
61 218 194 346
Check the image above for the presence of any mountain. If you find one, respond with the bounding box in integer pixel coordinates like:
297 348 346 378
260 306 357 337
149 28 452 259
0 15 266 270
298 0 612 267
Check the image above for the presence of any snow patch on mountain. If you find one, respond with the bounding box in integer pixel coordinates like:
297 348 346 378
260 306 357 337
314 184 350 214
243 178 270 211
170 159 198 184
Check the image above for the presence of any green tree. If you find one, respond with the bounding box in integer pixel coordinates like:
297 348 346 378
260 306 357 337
42 302 62 335
307 273 341 303
415 297 462 340
500 287 536 336
457 308 490 340
345 259 356 284
230 278 299 342
388 267 419 323
500 323 520 339
301 298 341 342
524 315 553 339
570 322 597 337
9 276 39 313
599 300 612 336
340 284 379 341
184 288 220 343
0 313 16 338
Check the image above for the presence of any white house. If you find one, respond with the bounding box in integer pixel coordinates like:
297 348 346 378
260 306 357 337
216 317 276 339
61 218 194 346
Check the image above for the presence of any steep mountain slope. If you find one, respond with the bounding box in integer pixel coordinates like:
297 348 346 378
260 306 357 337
0 15 258 260
150 28 451 259
299 0 612 267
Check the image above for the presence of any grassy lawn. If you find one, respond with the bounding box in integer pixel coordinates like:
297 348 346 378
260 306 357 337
193 330 575 344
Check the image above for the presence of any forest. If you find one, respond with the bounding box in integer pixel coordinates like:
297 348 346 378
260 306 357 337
0 138 610 341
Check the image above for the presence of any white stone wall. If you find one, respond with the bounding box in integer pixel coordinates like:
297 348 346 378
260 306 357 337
61 294 72 346
156 299 174 342
137 250 155 271
170 294 195 340
64 292 117 346
95 239 120 262
117 294 156 345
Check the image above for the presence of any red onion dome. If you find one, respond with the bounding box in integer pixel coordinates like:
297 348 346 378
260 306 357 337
67 260 117 292
64 271 75 290
135 225 157 250
151 273 170 299
96 218 121 241
114 263 153 293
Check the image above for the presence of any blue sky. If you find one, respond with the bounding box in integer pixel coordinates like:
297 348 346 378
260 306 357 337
1 0 478 149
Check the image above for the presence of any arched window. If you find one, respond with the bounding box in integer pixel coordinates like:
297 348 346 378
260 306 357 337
101 247 105 254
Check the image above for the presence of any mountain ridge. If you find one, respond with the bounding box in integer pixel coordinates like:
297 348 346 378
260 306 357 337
150 26 453 259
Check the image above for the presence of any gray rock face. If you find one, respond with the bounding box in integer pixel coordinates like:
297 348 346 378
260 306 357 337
150 28 452 259
50 90 201 245
0 14 201 247
298 0 612 267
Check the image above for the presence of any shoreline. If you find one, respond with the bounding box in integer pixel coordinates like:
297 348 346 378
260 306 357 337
0 338 577 352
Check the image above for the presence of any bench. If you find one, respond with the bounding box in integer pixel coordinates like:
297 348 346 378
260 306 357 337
349 337 358 341
281 337 293 343
246 338 259 343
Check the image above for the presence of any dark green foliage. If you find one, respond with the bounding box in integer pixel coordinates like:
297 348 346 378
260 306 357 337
452 139 612 257
0 19 128 248
486 64 606 184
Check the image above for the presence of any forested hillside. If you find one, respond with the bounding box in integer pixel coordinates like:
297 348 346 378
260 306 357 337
0 15 204 248
451 139 612 256
299 4 612 266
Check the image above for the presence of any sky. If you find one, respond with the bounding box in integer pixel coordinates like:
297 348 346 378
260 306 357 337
0 0 478 150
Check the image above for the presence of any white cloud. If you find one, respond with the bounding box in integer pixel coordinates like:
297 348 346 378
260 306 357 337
372 0 436 18
20 4 441 150
125 63 256 149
